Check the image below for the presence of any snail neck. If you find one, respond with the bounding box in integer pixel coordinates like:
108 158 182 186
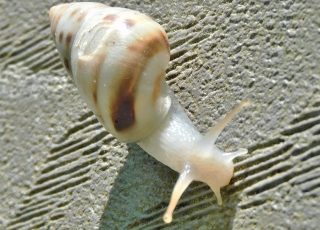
138 96 249 223
138 97 202 172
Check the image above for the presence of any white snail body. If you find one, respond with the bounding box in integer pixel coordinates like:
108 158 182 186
49 2 249 224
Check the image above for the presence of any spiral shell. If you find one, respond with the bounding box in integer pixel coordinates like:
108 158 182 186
49 3 171 142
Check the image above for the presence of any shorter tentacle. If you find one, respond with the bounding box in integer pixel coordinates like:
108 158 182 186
223 148 248 161
209 184 222 205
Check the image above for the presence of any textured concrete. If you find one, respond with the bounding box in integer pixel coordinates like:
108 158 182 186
0 0 319 229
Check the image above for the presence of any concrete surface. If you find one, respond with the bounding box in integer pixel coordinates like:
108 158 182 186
0 0 319 229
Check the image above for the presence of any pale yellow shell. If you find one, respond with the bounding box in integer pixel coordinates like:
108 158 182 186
49 2 171 142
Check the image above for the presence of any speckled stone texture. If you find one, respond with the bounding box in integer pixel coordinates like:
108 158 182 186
0 0 319 229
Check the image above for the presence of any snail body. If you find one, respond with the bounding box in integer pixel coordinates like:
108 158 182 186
49 2 249 224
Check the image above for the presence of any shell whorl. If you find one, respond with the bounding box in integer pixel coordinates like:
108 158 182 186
49 3 171 142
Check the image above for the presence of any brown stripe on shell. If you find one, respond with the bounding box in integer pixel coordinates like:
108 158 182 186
70 8 79 17
49 4 69 34
66 32 73 48
112 81 135 131
69 7 87 22
124 18 135 28
76 12 87 22
62 32 73 75
58 32 64 43
111 30 168 131
103 14 117 22
127 30 168 56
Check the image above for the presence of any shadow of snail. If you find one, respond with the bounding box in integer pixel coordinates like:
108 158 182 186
99 143 241 229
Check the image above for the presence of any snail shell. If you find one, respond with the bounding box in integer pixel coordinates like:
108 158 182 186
49 2 250 224
49 2 171 142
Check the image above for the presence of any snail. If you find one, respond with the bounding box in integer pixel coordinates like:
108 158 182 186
49 2 250 224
